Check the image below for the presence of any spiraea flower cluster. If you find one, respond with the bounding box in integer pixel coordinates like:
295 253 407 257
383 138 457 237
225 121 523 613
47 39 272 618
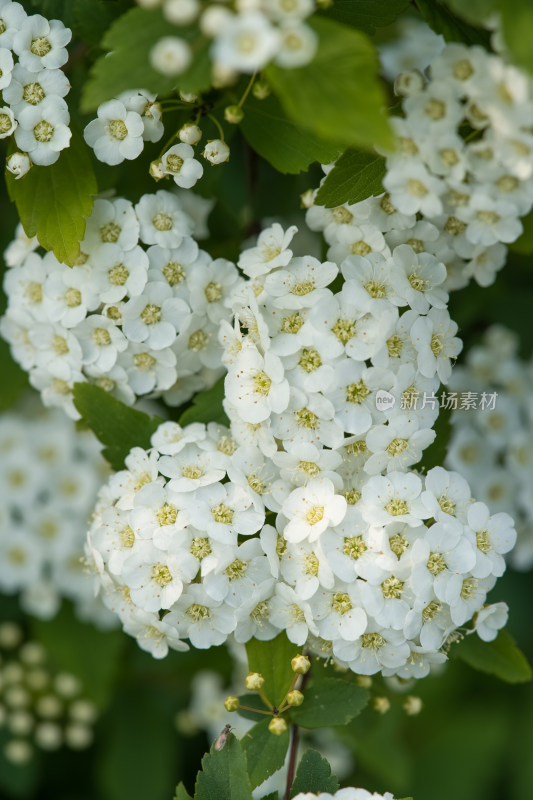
446 324 533 571
0 622 98 764
307 42 533 293
0 189 235 418
293 790 397 800
0 405 114 626
141 0 318 82
0 1 72 170
85 221 514 676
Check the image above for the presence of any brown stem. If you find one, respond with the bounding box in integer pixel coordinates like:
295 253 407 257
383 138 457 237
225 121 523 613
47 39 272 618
283 723 299 800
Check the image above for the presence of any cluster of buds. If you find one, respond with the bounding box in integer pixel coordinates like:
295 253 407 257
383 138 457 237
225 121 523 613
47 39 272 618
224 653 311 736
0 622 98 764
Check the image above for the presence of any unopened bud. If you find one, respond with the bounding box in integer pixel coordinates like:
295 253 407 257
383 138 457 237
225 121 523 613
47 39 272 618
286 690 304 707
180 92 198 104
245 672 264 691
356 675 372 689
179 123 202 145
291 654 311 674
403 696 423 716
224 695 240 712
300 189 315 209
268 716 287 735
373 696 390 715
252 81 270 100
224 105 244 124
6 152 31 180
150 159 165 180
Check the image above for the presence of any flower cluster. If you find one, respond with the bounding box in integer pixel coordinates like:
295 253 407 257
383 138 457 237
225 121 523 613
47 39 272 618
0 621 98 764
446 324 533 571
0 404 114 626
307 41 533 293
141 0 318 82
0 1 72 169
0 189 234 418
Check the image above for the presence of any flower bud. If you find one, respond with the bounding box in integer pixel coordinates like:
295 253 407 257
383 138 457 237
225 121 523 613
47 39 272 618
373 696 390 715
150 159 165 180
203 139 230 165
180 92 198 103
224 695 240 712
224 105 244 124
300 189 314 209
179 123 202 145
245 672 264 691
6 152 31 180
150 36 192 77
252 81 270 100
200 6 233 37
291 654 311 674
356 675 372 689
268 717 288 736
403 696 423 716
163 0 199 26
286 690 304 707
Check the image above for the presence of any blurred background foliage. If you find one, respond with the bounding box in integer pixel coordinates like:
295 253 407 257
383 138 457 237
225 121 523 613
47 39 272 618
1 1 533 799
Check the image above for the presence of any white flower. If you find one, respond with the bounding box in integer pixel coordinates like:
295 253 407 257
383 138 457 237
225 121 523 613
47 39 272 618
3 64 70 113
122 540 190 612
92 243 149 303
311 582 367 642
465 502 516 578
212 13 281 73
118 89 164 142
164 0 200 26
411 308 462 383
76 315 128 372
225 346 290 424
28 322 83 380
13 14 71 72
0 1 27 50
84 100 144 165
365 417 436 475
269 582 318 644
121 282 191 350
14 96 71 165
6 151 31 178
473 602 508 642
166 584 236 648
136 190 192 247
150 36 192 76
118 344 177 395
390 245 448 313
265 256 337 309
238 223 297 278
179 123 202 145
282 478 347 543
82 197 139 253
275 22 317 68
271 387 344 449
203 139 230 165
421 466 472 523
334 625 410 675
203 538 274 607
383 160 445 217
0 45 13 89
188 482 264 543
0 104 17 138
360 472 428 527
122 609 189 658
160 143 203 189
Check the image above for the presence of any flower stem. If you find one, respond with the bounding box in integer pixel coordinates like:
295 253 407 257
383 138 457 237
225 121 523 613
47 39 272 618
284 724 299 800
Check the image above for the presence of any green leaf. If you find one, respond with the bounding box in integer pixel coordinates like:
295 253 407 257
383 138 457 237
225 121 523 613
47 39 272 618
81 8 212 111
442 0 498 25
194 733 252 800
178 375 229 427
415 0 491 47
241 94 340 174
242 719 290 789
73 383 162 471
175 782 193 800
265 18 393 152
290 750 339 797
452 629 532 684
320 0 411 35
5 130 96 266
290 677 369 729
315 149 386 208
30 603 125 708
72 0 128 48
245 633 298 707
499 0 533 75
